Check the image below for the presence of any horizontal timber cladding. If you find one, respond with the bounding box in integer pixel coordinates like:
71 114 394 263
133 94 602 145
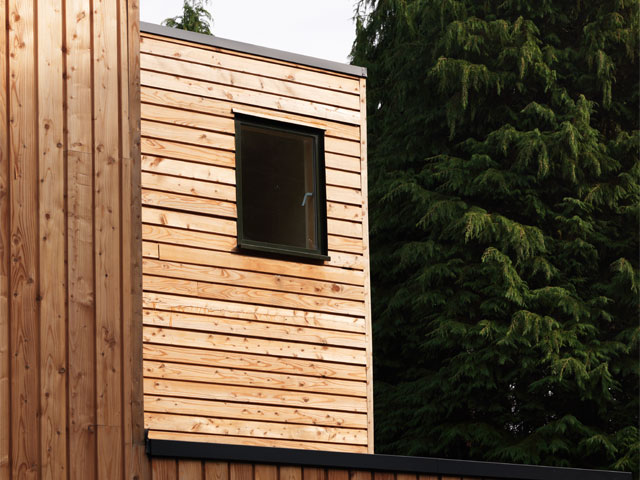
139 26 374 453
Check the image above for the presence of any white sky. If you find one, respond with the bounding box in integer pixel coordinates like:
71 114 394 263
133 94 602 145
140 0 359 64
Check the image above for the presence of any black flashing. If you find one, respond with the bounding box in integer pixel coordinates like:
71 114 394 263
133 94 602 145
140 22 367 78
145 437 631 480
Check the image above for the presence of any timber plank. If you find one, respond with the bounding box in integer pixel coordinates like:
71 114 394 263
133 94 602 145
143 343 367 381
142 172 236 202
9 0 40 476
158 244 364 286
178 460 203 480
230 464 252 480
142 259 364 301
327 202 363 222
143 292 365 333
143 360 367 397
141 103 360 158
141 70 361 125
327 471 349 480
141 137 236 167
66 0 96 476
326 169 360 189
143 241 160 259
255 465 278 480
360 77 375 452
281 466 302 480
142 224 237 251
141 88 360 141
143 119 235 150
144 395 367 429
142 156 235 184
143 207 236 237
140 36 360 94
141 53 360 110
304 468 325 480
0 0 8 474
142 274 365 317
328 235 363 255
327 219 363 239
146 430 367 453
93 0 123 476
142 225 364 270
152 458 177 480
326 185 362 206
142 326 366 365
205 462 229 480
193 281 366 317
144 378 368 413
37 0 68 475
325 153 361 173
141 190 237 219
142 308 365 348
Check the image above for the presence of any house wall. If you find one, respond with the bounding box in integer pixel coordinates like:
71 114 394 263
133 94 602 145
0 0 146 478
139 31 373 453
149 460 456 480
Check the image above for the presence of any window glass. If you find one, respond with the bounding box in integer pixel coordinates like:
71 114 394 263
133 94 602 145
235 116 327 260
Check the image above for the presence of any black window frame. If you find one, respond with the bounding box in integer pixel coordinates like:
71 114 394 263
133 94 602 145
234 113 329 262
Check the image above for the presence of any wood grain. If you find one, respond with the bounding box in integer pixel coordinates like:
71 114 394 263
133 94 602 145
37 0 67 475
142 326 366 365
140 35 360 94
205 462 229 480
0 0 9 474
147 430 367 453
141 88 360 142
141 53 360 110
143 259 364 301
359 77 375 453
9 0 40 476
143 292 365 334
143 360 366 397
143 344 367 382
144 378 368 413
144 395 367 429
141 70 361 125
142 308 365 348
157 244 364 286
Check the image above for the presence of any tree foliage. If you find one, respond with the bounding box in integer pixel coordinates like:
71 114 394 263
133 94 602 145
163 0 213 35
352 0 639 475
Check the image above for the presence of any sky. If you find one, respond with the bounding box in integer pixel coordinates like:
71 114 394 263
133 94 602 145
140 0 360 64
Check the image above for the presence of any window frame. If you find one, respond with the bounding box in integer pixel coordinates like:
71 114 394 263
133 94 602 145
234 113 329 262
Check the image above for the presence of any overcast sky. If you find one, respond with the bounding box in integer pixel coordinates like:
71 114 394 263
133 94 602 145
140 0 360 64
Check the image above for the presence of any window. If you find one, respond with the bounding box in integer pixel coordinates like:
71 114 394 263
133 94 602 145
234 113 329 261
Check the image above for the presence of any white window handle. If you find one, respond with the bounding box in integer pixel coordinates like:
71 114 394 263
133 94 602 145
301 192 313 206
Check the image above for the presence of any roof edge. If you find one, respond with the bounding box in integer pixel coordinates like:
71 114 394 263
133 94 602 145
145 437 631 480
140 22 367 78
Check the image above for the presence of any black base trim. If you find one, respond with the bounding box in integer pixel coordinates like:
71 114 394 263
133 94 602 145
145 435 630 480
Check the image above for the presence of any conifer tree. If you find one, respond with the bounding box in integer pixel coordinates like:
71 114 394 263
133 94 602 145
352 0 638 474
163 0 213 35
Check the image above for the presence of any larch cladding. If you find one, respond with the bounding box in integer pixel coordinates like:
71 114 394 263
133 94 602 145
150 460 460 480
0 0 145 479
139 33 374 453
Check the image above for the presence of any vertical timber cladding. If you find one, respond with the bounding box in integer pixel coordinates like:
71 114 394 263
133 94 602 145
0 0 146 479
139 30 373 453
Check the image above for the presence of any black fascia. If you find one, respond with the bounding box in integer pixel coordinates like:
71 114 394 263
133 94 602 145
140 22 367 78
145 438 631 480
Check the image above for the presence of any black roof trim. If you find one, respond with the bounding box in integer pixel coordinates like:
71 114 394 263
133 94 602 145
140 22 367 78
145 437 630 480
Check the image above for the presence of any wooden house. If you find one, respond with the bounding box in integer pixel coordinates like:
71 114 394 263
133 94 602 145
0 1 630 479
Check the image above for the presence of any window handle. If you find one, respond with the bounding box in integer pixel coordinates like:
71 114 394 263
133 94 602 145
301 192 313 207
